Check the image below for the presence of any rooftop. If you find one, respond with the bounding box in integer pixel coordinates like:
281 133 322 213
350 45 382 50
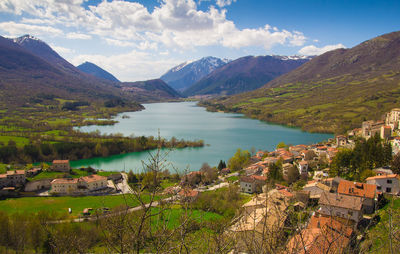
319 192 363 211
366 174 399 181
338 180 376 199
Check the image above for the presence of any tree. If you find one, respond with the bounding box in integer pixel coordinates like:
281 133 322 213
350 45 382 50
200 163 218 184
287 165 300 184
228 149 251 171
128 170 138 184
391 153 400 174
276 142 287 149
217 160 226 171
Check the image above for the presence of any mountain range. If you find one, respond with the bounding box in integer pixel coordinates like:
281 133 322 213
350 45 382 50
77 62 120 82
203 31 400 133
182 55 312 96
160 56 230 92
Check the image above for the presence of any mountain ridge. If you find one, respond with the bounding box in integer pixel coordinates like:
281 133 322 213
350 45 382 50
160 56 230 92
183 55 312 96
202 31 400 133
77 61 120 83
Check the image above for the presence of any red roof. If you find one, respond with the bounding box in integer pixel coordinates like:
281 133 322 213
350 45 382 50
178 189 199 198
53 160 70 164
251 175 267 181
81 174 107 183
338 180 376 199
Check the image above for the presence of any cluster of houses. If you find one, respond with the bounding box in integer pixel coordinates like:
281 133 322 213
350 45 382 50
0 160 121 197
233 168 399 252
239 142 341 194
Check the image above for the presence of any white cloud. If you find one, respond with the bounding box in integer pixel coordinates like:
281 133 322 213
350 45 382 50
105 38 135 47
0 21 63 37
216 0 237 7
298 43 346 55
70 50 182 82
66 32 91 40
0 0 307 51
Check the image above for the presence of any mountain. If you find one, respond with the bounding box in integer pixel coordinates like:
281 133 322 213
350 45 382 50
0 35 134 109
121 79 182 102
183 55 311 96
203 31 400 133
13 35 82 76
160 56 230 92
77 61 120 82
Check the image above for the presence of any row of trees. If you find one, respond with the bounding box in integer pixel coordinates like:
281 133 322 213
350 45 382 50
0 135 204 164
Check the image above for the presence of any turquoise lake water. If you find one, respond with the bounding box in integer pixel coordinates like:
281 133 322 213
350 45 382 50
72 102 332 173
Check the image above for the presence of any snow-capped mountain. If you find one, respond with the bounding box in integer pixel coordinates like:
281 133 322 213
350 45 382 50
160 56 231 92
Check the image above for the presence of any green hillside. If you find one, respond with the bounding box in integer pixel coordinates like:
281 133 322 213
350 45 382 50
202 31 400 134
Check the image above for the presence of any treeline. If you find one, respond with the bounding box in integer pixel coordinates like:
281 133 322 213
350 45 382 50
330 134 392 180
0 136 204 164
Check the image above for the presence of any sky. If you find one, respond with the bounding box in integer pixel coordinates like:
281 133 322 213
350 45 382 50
0 0 399 82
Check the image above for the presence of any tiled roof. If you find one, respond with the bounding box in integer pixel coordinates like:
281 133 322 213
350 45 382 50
53 160 70 164
319 192 363 211
178 188 199 197
81 174 107 183
51 178 79 184
338 180 376 199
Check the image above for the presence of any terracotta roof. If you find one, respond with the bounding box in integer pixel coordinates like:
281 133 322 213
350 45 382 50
0 174 7 179
178 188 199 197
278 188 294 198
366 174 399 181
52 160 70 164
338 180 376 199
319 192 363 211
81 174 107 183
251 175 267 181
299 160 308 165
308 214 353 238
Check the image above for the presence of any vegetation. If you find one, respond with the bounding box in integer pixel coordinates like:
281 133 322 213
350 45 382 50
330 134 392 180
228 148 251 171
200 32 400 133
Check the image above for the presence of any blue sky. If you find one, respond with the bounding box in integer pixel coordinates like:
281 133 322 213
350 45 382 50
0 0 398 81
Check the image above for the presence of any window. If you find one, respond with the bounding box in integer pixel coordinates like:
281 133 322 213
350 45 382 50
386 188 392 193
377 186 382 190
387 179 392 184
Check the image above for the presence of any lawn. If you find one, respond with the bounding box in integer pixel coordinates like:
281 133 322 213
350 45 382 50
151 207 223 230
0 193 160 217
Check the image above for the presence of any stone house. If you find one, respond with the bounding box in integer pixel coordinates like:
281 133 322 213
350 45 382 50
51 160 70 172
318 192 363 223
50 174 108 195
0 170 26 188
240 175 267 194
366 174 400 195
337 180 377 214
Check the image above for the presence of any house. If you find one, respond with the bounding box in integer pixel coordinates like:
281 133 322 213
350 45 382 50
385 108 400 130
381 125 392 140
322 176 344 192
0 170 26 188
50 174 108 195
282 163 294 179
286 213 353 254
337 180 377 214
366 174 400 195
297 160 308 177
318 192 363 223
362 120 384 139
336 135 347 147
178 188 199 202
303 182 331 200
51 160 70 172
240 175 267 193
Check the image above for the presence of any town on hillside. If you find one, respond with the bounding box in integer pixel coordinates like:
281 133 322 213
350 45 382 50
0 108 399 252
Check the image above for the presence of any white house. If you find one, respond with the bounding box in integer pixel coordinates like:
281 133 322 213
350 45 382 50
50 174 108 195
298 160 309 176
366 174 400 195
51 160 70 172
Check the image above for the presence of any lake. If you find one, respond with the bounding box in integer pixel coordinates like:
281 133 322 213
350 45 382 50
72 102 332 172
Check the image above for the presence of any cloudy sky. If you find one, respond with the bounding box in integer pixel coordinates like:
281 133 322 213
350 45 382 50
0 0 399 81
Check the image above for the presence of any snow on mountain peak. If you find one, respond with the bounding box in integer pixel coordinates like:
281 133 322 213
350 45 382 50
13 34 42 44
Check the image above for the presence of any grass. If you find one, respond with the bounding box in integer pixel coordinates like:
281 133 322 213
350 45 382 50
160 179 178 189
0 136 30 147
0 193 161 218
28 169 119 181
151 207 223 230
226 175 239 183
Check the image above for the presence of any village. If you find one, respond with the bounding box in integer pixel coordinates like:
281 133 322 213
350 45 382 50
0 109 399 252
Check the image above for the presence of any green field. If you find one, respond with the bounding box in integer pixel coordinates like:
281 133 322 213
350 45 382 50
0 194 159 217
